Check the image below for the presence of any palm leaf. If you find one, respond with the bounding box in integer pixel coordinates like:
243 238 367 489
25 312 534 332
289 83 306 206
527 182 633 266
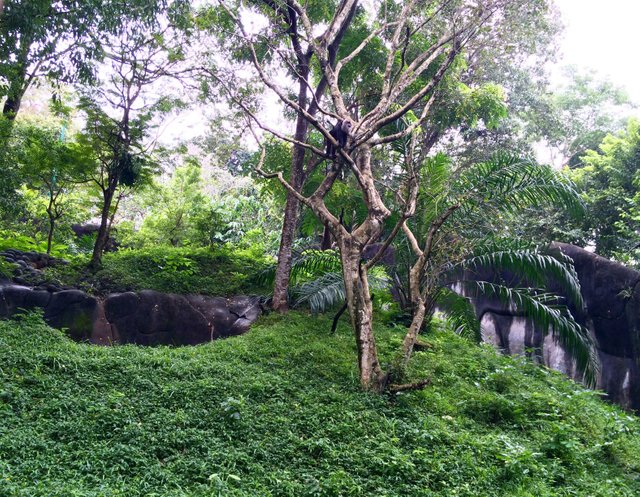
293 272 346 313
252 249 342 288
434 287 481 341
293 269 391 314
453 153 584 218
457 280 599 386
456 247 584 310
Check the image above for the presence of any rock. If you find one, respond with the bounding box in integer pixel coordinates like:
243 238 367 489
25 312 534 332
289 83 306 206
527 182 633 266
1 281 262 350
0 285 52 317
44 290 98 342
103 291 262 346
473 243 640 412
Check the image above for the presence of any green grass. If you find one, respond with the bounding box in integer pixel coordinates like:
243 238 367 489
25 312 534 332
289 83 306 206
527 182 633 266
0 312 639 496
44 246 272 296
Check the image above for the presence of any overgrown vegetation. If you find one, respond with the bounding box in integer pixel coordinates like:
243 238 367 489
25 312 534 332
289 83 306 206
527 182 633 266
0 313 638 496
43 246 272 296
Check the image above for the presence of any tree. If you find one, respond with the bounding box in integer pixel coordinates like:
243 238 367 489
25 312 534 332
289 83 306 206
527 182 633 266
541 67 636 168
11 119 94 254
204 0 587 391
571 119 640 262
0 0 188 121
395 152 596 384
135 158 211 247
77 16 188 268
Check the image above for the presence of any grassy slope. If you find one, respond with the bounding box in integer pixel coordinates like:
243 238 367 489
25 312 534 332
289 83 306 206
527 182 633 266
0 313 639 497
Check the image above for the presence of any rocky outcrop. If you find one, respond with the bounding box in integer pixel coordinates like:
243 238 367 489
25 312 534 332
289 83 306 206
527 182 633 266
476 243 640 412
0 285 262 346
0 249 66 288
71 223 118 251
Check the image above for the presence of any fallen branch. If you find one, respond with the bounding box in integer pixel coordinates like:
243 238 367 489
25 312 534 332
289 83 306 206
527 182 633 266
388 378 432 393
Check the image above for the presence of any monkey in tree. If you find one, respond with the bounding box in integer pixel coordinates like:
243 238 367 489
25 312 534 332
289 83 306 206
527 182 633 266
325 119 353 158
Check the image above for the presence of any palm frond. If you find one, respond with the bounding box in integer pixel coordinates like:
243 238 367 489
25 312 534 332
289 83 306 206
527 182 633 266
458 280 599 386
454 153 584 218
294 272 346 313
419 153 452 226
293 269 391 314
456 247 584 310
289 250 342 285
435 287 481 342
250 249 342 289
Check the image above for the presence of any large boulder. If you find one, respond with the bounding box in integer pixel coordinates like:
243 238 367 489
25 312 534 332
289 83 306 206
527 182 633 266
103 291 262 345
475 243 640 412
0 282 262 347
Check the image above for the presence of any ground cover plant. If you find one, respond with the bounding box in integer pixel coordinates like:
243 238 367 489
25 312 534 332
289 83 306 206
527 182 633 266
0 312 638 496
43 246 272 296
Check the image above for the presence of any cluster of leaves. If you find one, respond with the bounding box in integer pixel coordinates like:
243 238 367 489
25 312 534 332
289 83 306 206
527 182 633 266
0 312 638 496
570 119 640 263
44 246 273 297
257 249 393 314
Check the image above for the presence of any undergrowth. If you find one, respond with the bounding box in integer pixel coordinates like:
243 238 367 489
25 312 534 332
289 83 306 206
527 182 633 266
44 246 272 296
0 312 638 496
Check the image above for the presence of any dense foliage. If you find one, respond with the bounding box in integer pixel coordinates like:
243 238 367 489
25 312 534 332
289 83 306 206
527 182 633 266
44 246 272 296
1 2 640 494
0 313 638 496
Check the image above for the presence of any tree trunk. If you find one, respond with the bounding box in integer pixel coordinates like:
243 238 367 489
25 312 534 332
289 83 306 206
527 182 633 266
90 188 114 269
340 242 386 391
400 298 426 371
271 1 357 311
272 188 303 311
271 70 310 312
2 96 22 120
46 218 55 256
320 222 332 250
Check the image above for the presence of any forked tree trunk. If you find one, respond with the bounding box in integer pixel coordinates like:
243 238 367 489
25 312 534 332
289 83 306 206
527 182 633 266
340 242 386 391
327 145 391 391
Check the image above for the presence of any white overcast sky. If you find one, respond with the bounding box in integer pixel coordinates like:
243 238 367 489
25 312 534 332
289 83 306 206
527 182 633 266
553 0 640 101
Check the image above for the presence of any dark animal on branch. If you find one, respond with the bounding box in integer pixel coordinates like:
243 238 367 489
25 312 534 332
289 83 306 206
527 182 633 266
325 119 353 158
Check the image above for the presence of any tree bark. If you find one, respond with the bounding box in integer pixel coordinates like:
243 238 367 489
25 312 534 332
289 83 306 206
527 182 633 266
271 88 309 312
46 218 55 256
340 242 386 390
2 96 22 120
270 0 358 312
90 187 115 269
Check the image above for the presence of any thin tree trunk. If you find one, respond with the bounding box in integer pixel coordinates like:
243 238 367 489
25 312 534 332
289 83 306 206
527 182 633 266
271 65 310 312
270 0 358 312
2 96 22 120
271 139 307 311
400 298 426 370
320 223 332 250
46 195 56 256
90 188 114 269
46 218 55 256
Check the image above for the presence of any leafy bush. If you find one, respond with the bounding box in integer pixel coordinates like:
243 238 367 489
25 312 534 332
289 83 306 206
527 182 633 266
0 228 69 258
0 312 638 496
45 246 273 296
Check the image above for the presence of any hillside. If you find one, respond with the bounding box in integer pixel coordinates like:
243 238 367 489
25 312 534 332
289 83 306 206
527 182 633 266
0 312 639 496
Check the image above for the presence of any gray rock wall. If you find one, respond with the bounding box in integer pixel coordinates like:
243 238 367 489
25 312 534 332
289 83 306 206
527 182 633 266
475 243 640 412
0 285 262 346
